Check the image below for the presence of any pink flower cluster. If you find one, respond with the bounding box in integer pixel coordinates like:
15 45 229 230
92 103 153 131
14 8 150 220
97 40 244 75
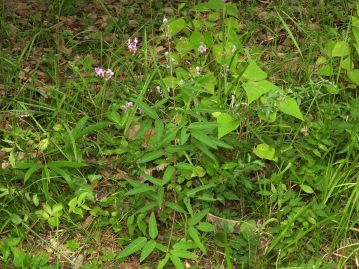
121 101 133 110
127 38 138 54
94 67 114 79
198 44 207 54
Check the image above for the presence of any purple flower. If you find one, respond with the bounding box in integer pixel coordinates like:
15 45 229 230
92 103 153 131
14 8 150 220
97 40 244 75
127 38 138 54
198 44 207 54
95 67 114 80
195 66 201 74
105 69 114 79
94 67 105 77
121 101 133 110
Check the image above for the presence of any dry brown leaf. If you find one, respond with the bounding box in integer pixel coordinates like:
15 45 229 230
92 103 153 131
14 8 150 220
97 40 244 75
120 261 140 269
127 123 140 140
143 163 168 177
207 213 240 233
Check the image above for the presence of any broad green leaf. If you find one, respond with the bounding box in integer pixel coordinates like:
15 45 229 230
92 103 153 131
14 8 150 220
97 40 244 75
137 150 164 163
242 62 267 81
11 214 22 225
253 144 278 162
190 130 218 149
137 214 147 235
189 31 204 48
300 184 314 194
173 241 198 250
278 97 304 121
125 184 154 196
243 80 279 104
316 65 333 76
197 222 215 232
163 166 175 185
207 0 225 10
190 166 206 178
170 254 185 269
340 57 354 70
165 201 187 214
135 100 159 119
187 182 216 197
215 113 240 138
149 212 158 239
188 208 210 227
50 167 75 189
348 69 359 85
38 138 49 152
118 237 147 259
188 226 206 254
188 121 218 131
142 174 163 186
140 240 156 262
170 249 198 259
11 247 26 268
24 164 42 183
176 37 193 54
168 18 186 36
331 41 350 57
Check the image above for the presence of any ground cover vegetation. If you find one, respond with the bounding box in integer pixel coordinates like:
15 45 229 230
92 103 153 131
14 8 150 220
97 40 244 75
1 0 359 268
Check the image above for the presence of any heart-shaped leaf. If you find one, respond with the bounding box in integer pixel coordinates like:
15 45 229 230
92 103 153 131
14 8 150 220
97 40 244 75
253 144 278 162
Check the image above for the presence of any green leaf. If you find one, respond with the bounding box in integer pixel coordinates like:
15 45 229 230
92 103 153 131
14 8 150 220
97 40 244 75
188 208 210 227
253 144 278 162
142 174 164 187
137 150 164 163
340 57 354 70
188 226 206 254
125 184 154 196
135 100 159 119
168 18 186 36
38 138 49 152
278 97 304 121
197 222 215 233
189 31 204 49
187 182 216 197
316 64 333 76
243 80 279 104
170 249 198 259
207 0 225 10
300 184 314 194
242 62 267 81
24 164 43 183
118 237 147 259
170 254 184 269
190 130 218 149
348 69 359 85
163 166 175 185
331 41 350 57
11 247 26 268
149 212 158 239
173 241 198 250
11 214 22 225
188 121 218 131
140 240 157 262
165 201 187 214
215 113 240 138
